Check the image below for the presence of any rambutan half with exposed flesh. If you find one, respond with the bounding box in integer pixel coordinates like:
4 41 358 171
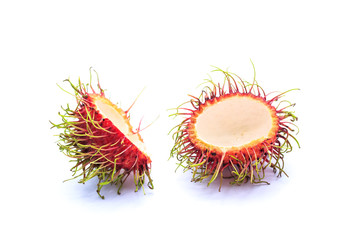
51 71 153 198
169 66 300 190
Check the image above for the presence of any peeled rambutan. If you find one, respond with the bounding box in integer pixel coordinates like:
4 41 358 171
51 71 153 198
169 66 300 189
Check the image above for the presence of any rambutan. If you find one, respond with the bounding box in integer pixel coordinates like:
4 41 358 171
51 71 153 198
169 66 300 189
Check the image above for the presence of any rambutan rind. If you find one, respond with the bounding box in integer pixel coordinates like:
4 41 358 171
169 67 300 190
51 73 153 198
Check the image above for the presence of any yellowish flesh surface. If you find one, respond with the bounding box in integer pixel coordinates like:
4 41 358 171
195 96 274 149
94 98 147 153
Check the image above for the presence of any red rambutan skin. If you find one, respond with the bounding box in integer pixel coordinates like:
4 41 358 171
170 67 299 188
52 76 153 198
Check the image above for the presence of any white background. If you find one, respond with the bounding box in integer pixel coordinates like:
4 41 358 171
1 0 359 239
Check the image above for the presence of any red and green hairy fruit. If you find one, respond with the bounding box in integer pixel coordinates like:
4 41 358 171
51 73 153 198
169 67 300 190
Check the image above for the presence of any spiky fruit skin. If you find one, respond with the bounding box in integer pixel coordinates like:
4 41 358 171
52 79 153 198
170 67 300 188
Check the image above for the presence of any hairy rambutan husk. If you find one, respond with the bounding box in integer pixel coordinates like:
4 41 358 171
169 67 300 190
51 72 153 198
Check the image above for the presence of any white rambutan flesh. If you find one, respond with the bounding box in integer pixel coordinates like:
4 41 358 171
92 95 147 154
194 95 276 149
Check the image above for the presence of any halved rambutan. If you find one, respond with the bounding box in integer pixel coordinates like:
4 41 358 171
169 67 300 189
51 72 153 198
